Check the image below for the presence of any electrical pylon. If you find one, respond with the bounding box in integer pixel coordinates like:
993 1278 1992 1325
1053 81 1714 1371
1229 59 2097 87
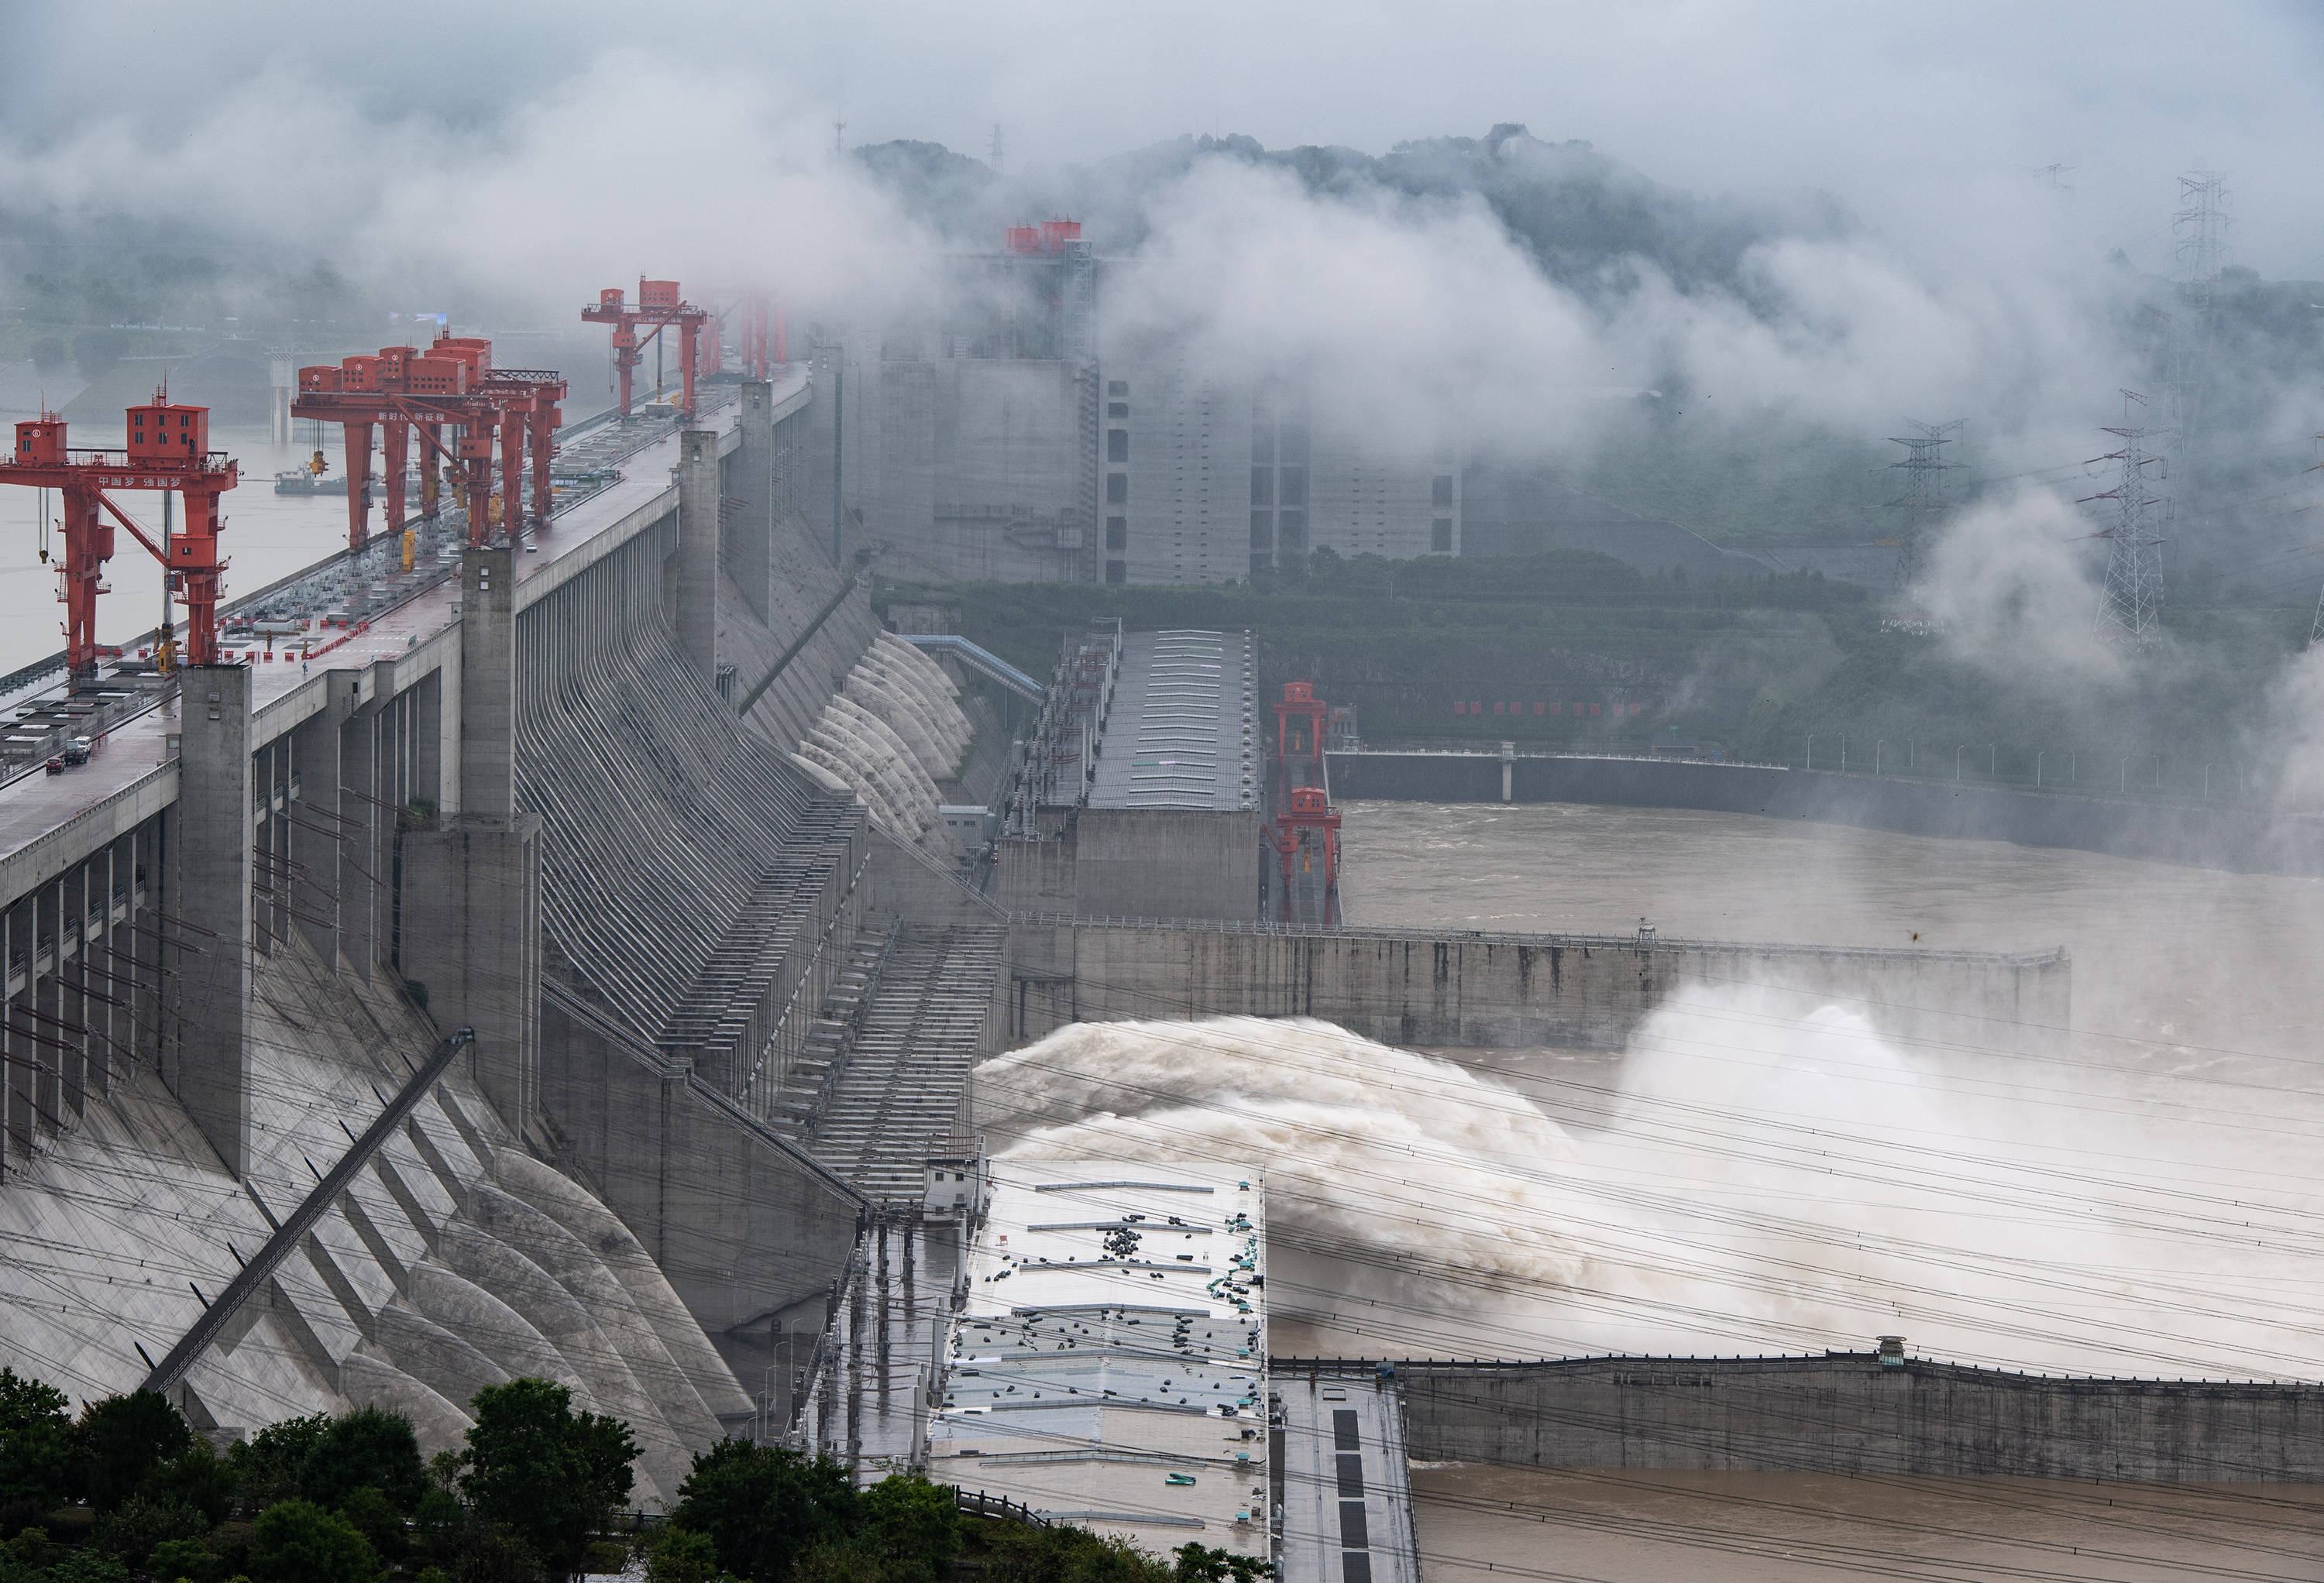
2166 172 2230 452
1889 418 1964 590
2082 390 2170 647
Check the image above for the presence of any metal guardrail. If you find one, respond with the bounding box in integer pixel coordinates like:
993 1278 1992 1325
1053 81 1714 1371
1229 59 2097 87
139 1026 475 1396
1001 911 2066 967
951 1488 1054 1528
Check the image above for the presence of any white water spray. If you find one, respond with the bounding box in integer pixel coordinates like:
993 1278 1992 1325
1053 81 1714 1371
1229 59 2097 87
980 998 2324 1379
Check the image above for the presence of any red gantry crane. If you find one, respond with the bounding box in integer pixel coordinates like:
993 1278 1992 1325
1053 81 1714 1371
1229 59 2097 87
582 278 710 420
699 289 784 383
291 336 564 555
3 394 239 679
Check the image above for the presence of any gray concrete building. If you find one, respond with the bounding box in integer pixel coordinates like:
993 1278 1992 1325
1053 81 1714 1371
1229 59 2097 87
998 628 1263 920
821 242 1461 586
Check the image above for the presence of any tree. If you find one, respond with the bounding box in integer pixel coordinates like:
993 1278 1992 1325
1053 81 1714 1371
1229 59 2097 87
140 1440 235 1525
1173 1544 1275 1583
71 1393 191 1512
90 1494 207 1570
246 1499 380 1583
855 1475 961 1583
333 1485 407 1565
668 1441 858 1583
229 1416 330 1511
457 1380 636 1582
146 1535 222 1583
647 1527 732 1583
304 1408 426 1516
0 1370 73 1522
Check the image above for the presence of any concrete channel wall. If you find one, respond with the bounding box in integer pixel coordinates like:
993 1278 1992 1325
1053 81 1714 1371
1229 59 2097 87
1385 1355 2324 1482
1327 751 2324 877
1003 917 2067 1056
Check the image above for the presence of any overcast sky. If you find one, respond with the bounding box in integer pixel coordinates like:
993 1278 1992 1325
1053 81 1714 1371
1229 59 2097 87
5 1 2323 278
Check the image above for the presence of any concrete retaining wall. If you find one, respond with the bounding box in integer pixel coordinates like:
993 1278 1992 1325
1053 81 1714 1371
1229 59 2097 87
1382 1355 2324 1482
1327 751 2324 877
1004 919 2066 1056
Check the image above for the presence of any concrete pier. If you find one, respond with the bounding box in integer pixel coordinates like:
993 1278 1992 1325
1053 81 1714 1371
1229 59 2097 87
170 664 253 1177
676 428 722 688
731 380 776 621
403 547 541 1134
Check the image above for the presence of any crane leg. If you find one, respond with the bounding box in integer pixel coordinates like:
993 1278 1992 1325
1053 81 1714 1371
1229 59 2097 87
344 422 373 551
60 485 108 684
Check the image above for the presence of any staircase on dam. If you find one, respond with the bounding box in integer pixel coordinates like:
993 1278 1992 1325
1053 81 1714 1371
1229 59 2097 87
782 923 1002 1201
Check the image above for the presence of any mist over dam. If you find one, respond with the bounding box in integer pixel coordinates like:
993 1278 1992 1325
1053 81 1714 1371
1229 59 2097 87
9 13 2324 1576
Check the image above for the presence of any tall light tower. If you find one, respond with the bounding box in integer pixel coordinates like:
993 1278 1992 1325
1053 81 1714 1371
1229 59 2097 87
1889 418 1964 590
2083 390 2170 647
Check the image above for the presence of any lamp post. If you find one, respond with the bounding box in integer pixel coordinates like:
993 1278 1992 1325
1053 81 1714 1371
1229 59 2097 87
1806 735 1813 771
1875 740 1884 775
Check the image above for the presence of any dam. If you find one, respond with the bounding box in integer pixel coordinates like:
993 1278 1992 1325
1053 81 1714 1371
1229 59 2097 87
0 348 2312 1577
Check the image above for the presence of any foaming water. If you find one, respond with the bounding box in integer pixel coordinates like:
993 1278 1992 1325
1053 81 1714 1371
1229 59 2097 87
980 1001 2324 1376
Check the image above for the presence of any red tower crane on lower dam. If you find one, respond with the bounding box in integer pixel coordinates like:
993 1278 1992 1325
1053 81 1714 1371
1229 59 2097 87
3 394 239 678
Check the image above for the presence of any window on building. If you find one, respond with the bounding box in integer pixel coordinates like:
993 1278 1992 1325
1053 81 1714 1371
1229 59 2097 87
1250 468 1274 507
1108 429 1129 462
1432 475 1454 507
1106 515 1128 551
1108 379 1128 396
1250 511 1273 549
1431 517 1453 553
1278 466 1308 508
1108 401 1129 418
1106 472 1128 504
1105 558 1127 583
1250 551 1273 579
1279 509 1308 549
1279 423 1311 465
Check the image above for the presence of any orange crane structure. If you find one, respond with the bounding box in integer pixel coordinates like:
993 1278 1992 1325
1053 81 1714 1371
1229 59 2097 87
291 336 565 554
3 395 239 679
700 289 783 383
582 278 710 419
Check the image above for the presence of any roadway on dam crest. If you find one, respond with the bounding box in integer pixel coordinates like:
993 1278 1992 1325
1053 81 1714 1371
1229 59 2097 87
0 373 806 900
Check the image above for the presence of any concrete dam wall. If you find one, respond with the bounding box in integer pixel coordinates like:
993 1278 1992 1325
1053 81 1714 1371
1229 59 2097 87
1328 750 2324 877
1002 917 2067 1056
0 377 991 1475
1383 1355 2324 1482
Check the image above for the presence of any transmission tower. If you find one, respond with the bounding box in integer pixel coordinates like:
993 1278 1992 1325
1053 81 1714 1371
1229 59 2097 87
988 122 1006 174
2082 390 2170 647
2165 171 2231 448
1888 418 1964 590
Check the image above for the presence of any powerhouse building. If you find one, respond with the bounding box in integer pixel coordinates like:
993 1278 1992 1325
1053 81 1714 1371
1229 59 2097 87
816 230 1462 585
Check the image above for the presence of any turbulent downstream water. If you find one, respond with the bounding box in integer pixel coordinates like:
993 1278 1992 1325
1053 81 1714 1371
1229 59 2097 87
979 798 2324 1574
